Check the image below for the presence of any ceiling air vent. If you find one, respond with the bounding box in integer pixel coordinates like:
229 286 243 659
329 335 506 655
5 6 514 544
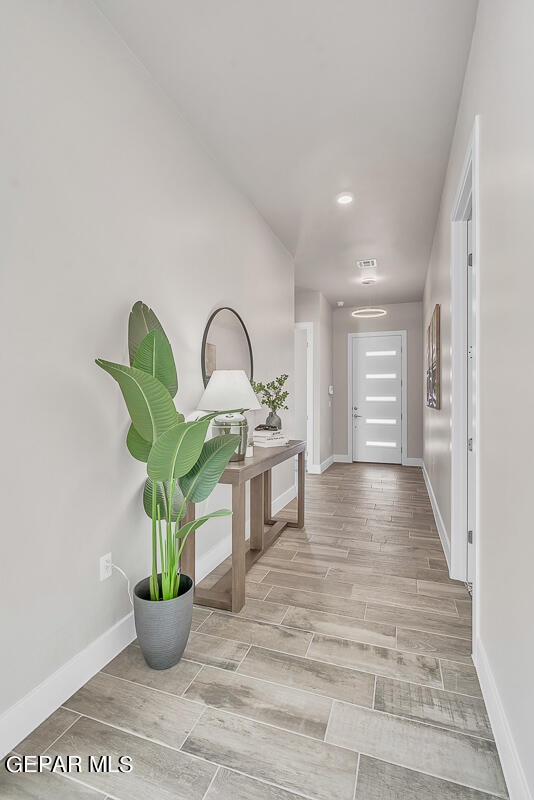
356 259 377 269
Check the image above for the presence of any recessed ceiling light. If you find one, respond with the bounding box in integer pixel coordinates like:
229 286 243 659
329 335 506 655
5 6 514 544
351 307 388 318
336 192 354 205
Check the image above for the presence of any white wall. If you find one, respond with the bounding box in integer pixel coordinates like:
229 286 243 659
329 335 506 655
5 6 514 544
333 302 423 460
0 0 294 734
295 288 333 469
423 1 534 795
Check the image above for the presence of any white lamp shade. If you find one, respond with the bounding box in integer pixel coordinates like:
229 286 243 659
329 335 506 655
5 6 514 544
198 370 262 412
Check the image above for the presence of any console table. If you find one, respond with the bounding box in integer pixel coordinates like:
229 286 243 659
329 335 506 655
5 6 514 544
180 440 305 613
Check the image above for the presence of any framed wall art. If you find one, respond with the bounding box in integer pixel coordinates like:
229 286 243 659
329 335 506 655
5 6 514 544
426 304 440 409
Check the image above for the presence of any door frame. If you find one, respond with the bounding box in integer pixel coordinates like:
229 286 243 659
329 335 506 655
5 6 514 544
450 116 480 648
347 330 408 464
294 322 314 470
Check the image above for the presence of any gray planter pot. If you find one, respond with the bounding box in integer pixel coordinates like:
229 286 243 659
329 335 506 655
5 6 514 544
133 573 193 670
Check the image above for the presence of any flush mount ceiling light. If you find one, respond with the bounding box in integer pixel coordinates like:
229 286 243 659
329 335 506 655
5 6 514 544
351 307 387 318
336 192 354 205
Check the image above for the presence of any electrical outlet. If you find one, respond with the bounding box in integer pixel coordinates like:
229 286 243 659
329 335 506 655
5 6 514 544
99 552 112 581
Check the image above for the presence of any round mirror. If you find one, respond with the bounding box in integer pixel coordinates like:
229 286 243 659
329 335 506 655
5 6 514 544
201 307 253 387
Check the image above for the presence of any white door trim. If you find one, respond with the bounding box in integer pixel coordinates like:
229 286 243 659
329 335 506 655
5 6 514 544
450 116 480 641
295 322 314 470
347 331 408 464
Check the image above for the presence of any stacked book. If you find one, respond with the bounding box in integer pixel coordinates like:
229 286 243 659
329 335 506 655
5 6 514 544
253 429 289 448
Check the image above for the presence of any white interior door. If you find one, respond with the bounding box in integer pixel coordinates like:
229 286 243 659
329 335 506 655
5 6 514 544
466 216 476 588
352 334 403 464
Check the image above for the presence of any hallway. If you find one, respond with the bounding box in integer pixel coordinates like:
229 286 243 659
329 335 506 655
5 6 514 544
3 464 507 800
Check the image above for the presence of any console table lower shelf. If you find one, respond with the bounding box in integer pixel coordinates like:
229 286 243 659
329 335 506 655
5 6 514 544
180 440 305 613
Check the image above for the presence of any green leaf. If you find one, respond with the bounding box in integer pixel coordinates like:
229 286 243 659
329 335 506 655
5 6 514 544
147 413 220 481
143 479 185 522
133 330 178 398
95 359 178 443
177 509 232 539
180 434 240 503
126 425 152 462
128 300 167 366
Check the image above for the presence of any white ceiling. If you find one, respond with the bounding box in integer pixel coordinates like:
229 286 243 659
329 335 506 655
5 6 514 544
94 0 478 306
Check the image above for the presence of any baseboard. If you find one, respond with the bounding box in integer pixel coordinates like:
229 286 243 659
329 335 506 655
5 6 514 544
334 454 351 463
403 456 423 467
307 455 334 474
272 483 298 515
421 461 451 569
474 637 532 800
196 483 298 581
0 612 135 760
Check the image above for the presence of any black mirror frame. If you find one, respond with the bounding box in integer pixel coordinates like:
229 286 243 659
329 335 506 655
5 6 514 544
201 307 254 388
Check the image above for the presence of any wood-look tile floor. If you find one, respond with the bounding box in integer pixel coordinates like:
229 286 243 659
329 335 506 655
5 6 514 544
3 464 508 800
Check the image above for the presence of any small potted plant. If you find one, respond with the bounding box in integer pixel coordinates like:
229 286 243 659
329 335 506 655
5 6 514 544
251 373 289 429
96 301 239 669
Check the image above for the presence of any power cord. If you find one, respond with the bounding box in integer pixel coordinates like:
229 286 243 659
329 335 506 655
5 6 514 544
112 564 133 607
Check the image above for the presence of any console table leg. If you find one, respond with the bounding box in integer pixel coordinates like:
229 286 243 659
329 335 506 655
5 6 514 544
263 469 272 522
180 501 196 583
231 483 246 612
250 474 264 552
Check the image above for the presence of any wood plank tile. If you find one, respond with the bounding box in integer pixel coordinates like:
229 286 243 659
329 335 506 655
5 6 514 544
281 542 350 558
374 678 493 739
456 600 473 619
355 755 504 800
13 707 79 755
365 603 471 639
199 611 312 656
0 764 103 800
235 597 289 624
103 642 202 694
182 630 250 670
261 570 354 597
265 585 366 618
182 707 358 800
245 581 272 600
192 607 212 630
63 672 203 749
184 664 332 739
257 557 329 577
397 628 473 664
327 703 507 797
239 645 375 706
282 606 396 648
247 564 271 582
418 580 472 601
351 585 458 616
329 565 417 592
347 549 431 569
47 716 216 800
417 568 464 584
308 633 442 687
205 768 306 800
441 660 483 698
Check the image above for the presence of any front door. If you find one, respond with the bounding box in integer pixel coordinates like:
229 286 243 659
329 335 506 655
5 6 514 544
352 334 403 464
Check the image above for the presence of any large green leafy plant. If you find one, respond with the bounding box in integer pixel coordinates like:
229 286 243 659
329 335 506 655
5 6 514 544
96 301 239 602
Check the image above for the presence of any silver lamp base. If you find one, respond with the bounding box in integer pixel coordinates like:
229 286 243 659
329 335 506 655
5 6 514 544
212 413 248 461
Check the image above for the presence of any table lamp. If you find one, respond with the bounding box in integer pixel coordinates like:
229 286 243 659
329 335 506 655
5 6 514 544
197 369 262 461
